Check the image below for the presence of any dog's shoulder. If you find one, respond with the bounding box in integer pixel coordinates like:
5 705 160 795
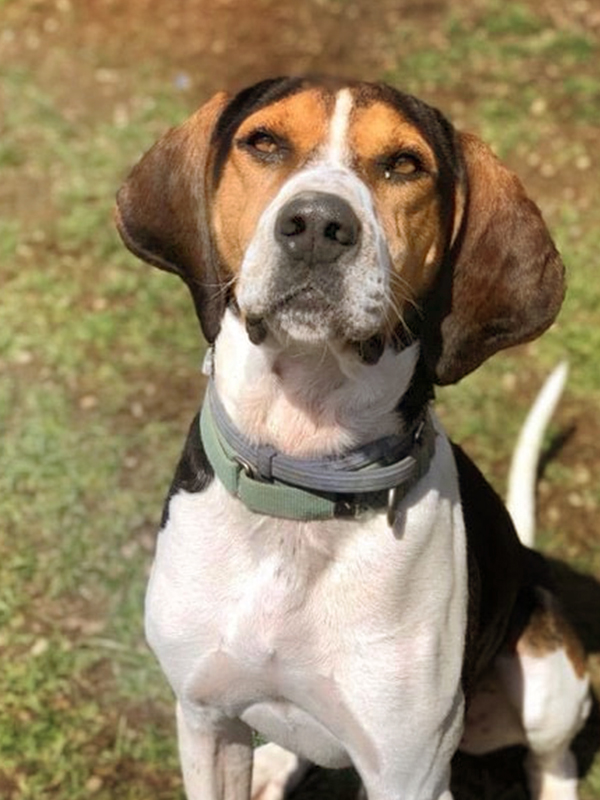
160 413 214 528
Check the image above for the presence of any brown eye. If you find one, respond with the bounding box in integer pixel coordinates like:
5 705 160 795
247 130 279 154
382 152 424 181
238 129 288 162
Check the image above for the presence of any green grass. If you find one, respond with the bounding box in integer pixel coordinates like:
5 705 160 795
1 0 599 796
389 1 600 142
0 58 195 797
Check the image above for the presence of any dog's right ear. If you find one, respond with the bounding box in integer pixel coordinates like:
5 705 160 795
114 92 229 343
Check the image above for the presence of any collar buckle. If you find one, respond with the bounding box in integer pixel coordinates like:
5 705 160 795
234 454 255 479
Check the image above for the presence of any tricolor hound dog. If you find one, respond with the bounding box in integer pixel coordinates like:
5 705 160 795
115 77 591 800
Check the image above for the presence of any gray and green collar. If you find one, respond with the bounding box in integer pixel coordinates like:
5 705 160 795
200 378 436 522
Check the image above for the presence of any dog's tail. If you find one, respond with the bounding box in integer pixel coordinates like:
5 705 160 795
506 361 569 548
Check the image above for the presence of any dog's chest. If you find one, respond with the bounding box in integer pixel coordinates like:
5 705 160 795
146 438 467 713
147 483 394 697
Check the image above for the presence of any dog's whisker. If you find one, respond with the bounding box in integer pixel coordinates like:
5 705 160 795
388 272 419 308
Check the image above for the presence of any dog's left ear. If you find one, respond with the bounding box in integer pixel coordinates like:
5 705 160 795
422 132 565 385
114 92 229 343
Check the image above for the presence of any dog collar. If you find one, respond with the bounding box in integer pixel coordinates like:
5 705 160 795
199 379 436 523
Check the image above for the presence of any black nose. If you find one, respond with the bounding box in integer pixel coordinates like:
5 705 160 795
275 192 361 265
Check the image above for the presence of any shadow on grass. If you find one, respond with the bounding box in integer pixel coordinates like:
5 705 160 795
288 559 600 799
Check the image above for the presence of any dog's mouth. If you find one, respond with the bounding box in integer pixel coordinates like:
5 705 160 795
245 289 388 364
353 334 385 364
245 315 269 345
239 270 420 368
238 257 392 361
243 283 333 341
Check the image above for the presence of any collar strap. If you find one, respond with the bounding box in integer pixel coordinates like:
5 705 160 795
200 379 436 521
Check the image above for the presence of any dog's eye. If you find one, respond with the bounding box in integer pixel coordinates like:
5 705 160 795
238 129 287 162
247 131 279 153
382 152 424 181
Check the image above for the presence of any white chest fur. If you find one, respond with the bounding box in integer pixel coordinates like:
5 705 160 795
145 425 468 771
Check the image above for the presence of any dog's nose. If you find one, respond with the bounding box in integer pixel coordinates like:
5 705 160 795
275 192 360 265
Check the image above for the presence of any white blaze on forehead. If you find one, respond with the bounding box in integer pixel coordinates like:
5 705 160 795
326 89 354 166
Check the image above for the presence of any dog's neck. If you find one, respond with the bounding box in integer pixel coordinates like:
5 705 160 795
211 309 421 458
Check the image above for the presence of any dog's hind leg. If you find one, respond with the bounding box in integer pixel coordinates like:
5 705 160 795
494 589 591 800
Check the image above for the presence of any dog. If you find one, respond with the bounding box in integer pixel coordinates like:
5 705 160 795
115 76 591 800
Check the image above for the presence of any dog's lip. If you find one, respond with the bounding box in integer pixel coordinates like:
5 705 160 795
244 315 269 345
243 285 329 345
242 282 330 321
271 282 328 312
353 334 385 364
241 284 387 348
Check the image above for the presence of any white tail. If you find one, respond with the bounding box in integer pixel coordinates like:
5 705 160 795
506 361 569 548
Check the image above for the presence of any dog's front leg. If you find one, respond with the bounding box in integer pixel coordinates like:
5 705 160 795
176 701 253 800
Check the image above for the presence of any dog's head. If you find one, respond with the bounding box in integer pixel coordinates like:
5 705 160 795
115 76 564 384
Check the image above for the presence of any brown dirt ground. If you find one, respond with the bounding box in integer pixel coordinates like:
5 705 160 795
3 0 600 797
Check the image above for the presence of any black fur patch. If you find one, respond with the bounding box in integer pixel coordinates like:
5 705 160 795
452 443 551 697
160 413 214 528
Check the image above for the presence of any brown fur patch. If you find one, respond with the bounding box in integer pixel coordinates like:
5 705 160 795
517 588 587 679
348 100 448 327
424 131 565 384
213 89 330 272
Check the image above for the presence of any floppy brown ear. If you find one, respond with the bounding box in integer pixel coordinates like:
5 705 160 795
422 132 565 385
114 91 229 343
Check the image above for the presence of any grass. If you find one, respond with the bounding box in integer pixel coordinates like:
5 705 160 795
1 0 599 797
0 55 195 797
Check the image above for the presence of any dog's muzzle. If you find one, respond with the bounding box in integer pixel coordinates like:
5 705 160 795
275 191 361 268
237 172 390 351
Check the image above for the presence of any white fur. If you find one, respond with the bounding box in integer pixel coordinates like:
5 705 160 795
506 361 569 547
327 88 353 165
495 642 591 800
